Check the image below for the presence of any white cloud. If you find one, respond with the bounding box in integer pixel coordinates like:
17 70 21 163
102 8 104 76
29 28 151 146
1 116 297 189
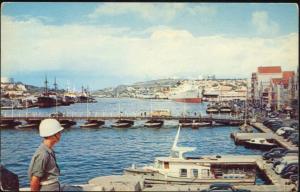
252 11 280 36
88 3 216 23
1 16 298 87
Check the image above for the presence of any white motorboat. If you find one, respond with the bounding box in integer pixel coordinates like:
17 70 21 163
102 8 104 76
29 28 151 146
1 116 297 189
124 126 256 184
244 138 277 150
112 119 134 128
144 119 163 128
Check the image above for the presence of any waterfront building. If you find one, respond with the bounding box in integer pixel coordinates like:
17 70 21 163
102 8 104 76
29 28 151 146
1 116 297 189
251 66 297 111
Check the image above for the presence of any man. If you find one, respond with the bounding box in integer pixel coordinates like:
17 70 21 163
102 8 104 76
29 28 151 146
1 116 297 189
28 119 64 191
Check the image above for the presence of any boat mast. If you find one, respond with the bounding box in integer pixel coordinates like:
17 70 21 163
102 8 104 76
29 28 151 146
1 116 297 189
86 86 89 119
44 75 48 94
54 77 58 114
172 125 181 149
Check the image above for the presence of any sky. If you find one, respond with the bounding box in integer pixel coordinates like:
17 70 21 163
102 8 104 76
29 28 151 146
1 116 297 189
1 3 299 90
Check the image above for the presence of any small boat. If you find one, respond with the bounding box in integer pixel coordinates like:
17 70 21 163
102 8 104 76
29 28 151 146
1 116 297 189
0 120 22 129
112 119 134 128
179 119 193 127
144 119 163 128
124 126 256 184
59 119 76 128
219 105 232 113
80 120 104 128
244 138 277 150
191 120 211 128
16 123 38 129
206 104 219 114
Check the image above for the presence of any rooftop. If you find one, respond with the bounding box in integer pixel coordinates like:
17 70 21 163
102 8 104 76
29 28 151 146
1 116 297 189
258 66 282 74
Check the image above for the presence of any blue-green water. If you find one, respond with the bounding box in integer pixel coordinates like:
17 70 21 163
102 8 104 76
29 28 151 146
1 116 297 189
1 98 263 187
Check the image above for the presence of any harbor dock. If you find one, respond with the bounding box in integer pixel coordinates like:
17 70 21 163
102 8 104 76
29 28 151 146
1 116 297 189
19 155 298 191
231 122 298 151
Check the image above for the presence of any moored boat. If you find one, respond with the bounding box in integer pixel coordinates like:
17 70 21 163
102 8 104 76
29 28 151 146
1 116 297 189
244 138 277 150
112 119 134 128
59 119 76 128
179 119 193 127
124 126 257 185
80 120 104 128
16 123 39 129
144 119 163 128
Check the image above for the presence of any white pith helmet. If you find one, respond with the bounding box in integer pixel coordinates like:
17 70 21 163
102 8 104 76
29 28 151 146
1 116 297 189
39 119 64 137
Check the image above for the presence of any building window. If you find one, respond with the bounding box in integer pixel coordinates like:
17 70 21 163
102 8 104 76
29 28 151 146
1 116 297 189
192 169 198 178
180 169 187 177
164 162 169 169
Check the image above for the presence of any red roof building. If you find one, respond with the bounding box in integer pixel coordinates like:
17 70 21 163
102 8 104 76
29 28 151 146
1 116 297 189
258 66 282 74
282 71 295 80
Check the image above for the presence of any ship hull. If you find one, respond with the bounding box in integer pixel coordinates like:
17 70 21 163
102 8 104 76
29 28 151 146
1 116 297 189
172 98 202 103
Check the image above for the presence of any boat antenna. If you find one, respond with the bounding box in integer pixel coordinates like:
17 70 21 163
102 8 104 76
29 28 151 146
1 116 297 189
172 125 181 149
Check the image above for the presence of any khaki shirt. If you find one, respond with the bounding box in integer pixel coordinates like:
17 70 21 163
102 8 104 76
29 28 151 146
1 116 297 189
28 143 60 182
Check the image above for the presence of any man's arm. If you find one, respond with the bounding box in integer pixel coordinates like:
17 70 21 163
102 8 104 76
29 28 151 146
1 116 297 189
30 176 41 191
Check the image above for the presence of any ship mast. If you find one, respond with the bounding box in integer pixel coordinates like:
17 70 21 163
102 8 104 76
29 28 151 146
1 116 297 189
44 75 48 94
54 77 58 113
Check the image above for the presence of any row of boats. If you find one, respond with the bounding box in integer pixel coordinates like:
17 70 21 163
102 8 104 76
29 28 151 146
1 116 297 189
1 118 222 129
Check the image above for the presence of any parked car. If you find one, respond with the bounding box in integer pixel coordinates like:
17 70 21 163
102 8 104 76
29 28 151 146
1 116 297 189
289 174 298 183
289 122 299 129
200 183 251 192
262 148 298 160
290 137 299 146
276 127 295 136
275 161 298 175
280 164 298 179
263 119 282 126
272 156 298 168
263 148 287 160
287 133 299 142
282 129 296 139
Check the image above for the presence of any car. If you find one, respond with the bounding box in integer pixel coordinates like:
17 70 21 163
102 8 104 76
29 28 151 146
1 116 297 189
280 164 298 179
276 127 295 136
290 138 299 146
287 133 299 142
262 148 287 160
289 122 299 129
272 156 298 168
289 174 298 183
275 162 298 175
262 148 298 160
200 183 251 192
282 129 296 139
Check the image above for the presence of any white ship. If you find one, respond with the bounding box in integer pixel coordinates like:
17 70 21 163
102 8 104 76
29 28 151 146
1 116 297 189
124 126 256 185
169 83 202 103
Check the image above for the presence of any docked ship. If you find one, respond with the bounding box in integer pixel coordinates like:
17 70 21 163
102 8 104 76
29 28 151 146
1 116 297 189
169 88 202 103
124 126 256 185
36 77 57 108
